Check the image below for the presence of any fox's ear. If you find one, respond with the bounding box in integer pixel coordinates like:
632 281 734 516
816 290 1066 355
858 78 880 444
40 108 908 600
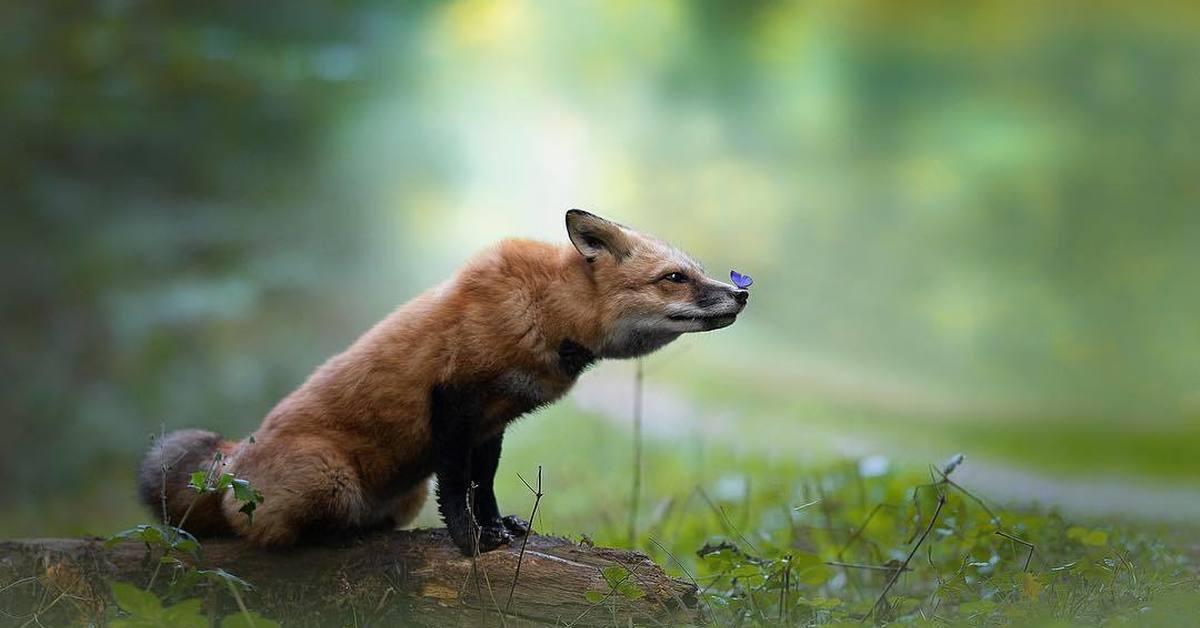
565 209 632 262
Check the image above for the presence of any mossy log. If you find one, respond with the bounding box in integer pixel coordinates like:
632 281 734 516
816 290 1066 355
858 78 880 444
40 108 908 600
0 529 700 626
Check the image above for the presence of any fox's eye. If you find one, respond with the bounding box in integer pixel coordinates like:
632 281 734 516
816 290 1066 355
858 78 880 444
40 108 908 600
661 272 688 284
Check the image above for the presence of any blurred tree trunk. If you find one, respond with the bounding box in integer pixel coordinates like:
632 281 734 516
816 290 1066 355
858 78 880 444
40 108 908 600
0 529 699 627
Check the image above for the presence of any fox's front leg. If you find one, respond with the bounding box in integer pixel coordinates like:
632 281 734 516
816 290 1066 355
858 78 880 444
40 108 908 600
430 384 511 556
434 439 507 556
471 434 531 538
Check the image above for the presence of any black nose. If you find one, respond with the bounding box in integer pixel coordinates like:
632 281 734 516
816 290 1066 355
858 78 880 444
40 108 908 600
733 289 749 305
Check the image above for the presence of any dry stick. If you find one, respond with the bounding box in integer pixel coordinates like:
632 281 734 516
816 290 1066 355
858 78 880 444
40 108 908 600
475 557 506 628
146 452 220 592
994 530 1036 572
648 535 710 624
504 466 544 615
934 470 1000 524
17 575 84 628
465 482 487 628
778 555 792 622
838 503 897 561
621 565 685 626
461 483 507 628
223 582 257 628
564 562 646 628
696 487 760 555
629 358 644 546
864 493 947 624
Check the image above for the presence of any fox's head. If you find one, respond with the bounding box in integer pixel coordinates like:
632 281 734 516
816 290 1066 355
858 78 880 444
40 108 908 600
566 209 749 359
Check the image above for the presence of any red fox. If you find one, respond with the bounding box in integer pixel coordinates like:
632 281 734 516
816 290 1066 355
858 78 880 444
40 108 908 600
139 210 748 555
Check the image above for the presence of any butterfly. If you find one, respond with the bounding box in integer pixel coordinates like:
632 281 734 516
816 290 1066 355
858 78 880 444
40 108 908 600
730 270 753 289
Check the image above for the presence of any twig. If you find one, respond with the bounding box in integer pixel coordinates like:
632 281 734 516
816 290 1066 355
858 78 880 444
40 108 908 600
147 451 221 591
838 503 897 561
505 466 543 614
17 575 83 628
696 487 760 555
464 483 483 625
647 537 698 588
564 562 646 627
935 471 1000 524
629 358 644 545
460 488 506 628
994 530 1035 572
0 577 38 596
779 555 791 622
223 581 257 628
864 493 947 623
648 535 718 621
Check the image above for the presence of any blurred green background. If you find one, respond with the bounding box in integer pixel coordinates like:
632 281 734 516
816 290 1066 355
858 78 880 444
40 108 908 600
3 0 1198 539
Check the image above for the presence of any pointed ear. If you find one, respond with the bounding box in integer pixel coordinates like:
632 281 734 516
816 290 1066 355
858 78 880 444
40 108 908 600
565 209 633 262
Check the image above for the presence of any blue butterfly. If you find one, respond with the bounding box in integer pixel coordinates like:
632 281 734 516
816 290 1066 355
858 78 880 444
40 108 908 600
730 270 753 289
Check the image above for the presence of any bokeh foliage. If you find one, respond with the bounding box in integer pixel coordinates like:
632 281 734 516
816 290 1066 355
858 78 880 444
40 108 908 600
2 0 1198 538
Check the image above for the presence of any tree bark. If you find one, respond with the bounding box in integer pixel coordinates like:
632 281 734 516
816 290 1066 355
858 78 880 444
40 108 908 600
0 529 700 627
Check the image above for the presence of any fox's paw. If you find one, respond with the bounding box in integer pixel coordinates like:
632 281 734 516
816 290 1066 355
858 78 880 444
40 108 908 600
452 524 511 556
501 515 531 537
473 525 512 554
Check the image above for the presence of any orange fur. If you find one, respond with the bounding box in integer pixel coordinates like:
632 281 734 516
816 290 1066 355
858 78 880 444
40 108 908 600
139 211 747 548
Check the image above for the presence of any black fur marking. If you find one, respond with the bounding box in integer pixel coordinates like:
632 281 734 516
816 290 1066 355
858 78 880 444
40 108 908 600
470 434 504 525
429 382 487 554
429 381 536 555
558 339 597 377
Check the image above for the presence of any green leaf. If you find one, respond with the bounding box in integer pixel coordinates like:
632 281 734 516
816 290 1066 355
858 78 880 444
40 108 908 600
617 581 646 600
601 565 629 588
215 473 235 491
238 501 258 522
161 598 207 628
172 537 200 556
231 478 263 504
111 581 163 617
220 610 281 628
199 568 254 592
1082 530 1108 546
188 471 208 493
107 524 167 548
584 590 606 604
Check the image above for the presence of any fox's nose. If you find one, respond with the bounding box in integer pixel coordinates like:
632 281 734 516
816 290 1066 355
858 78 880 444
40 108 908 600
732 289 749 305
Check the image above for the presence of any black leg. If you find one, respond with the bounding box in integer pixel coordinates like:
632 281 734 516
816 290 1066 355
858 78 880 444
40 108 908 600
470 435 504 524
471 435 531 537
430 383 510 556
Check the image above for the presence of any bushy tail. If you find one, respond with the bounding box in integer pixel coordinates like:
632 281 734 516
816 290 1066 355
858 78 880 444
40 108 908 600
138 429 235 536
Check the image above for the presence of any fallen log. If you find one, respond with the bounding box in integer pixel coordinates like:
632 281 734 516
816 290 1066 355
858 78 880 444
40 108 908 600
0 529 700 626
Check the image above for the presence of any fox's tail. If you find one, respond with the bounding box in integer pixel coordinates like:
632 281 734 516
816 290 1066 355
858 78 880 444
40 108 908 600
137 429 236 536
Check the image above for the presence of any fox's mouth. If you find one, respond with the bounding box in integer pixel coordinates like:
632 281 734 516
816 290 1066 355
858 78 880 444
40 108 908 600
667 313 738 330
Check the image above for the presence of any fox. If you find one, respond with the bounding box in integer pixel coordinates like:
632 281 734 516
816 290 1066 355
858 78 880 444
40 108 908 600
138 210 749 555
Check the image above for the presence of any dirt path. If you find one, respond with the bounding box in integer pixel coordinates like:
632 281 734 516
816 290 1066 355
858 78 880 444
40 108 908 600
568 371 1200 525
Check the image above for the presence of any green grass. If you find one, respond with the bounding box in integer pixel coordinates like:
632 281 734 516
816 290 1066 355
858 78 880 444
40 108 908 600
494 407 1200 626
3 402 1196 626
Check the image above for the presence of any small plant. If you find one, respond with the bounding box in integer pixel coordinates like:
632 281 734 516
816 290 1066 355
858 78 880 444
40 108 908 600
584 565 647 605
105 452 276 627
615 453 1200 626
